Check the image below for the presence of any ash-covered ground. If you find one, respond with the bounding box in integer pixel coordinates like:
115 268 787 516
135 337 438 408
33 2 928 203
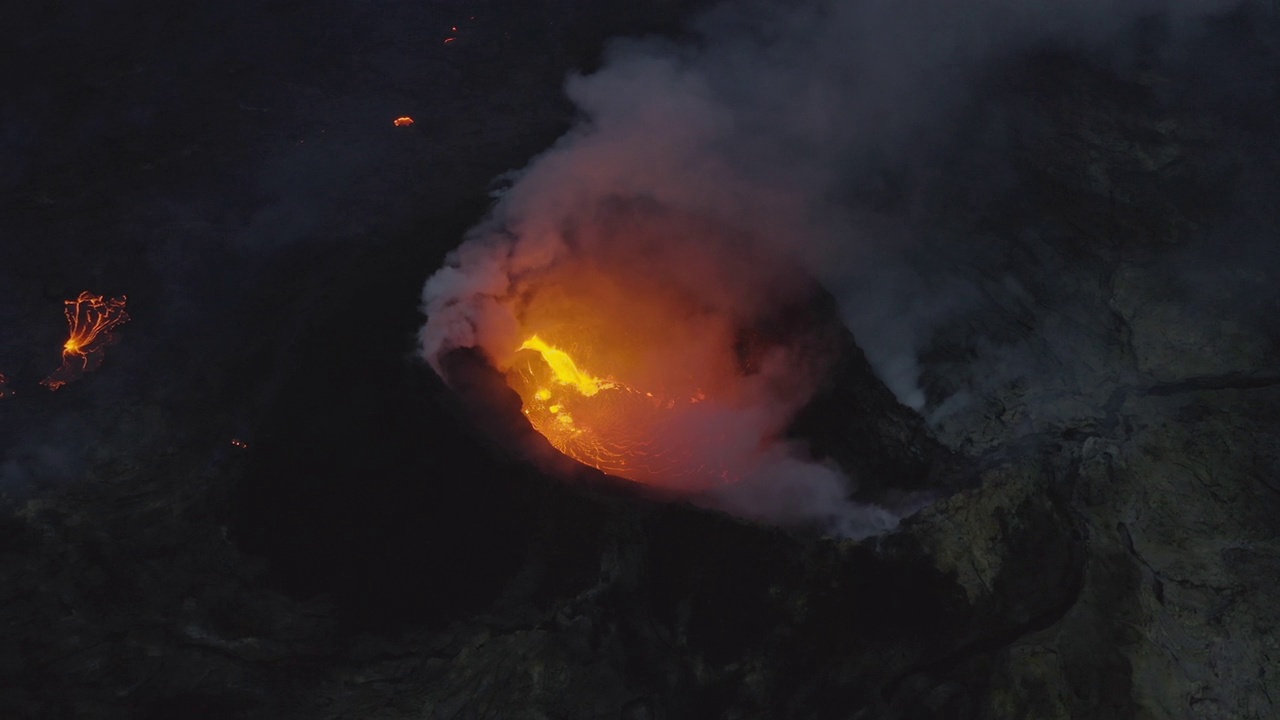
2 1 1278 718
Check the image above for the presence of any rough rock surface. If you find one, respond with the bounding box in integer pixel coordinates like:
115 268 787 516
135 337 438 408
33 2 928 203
909 10 1280 717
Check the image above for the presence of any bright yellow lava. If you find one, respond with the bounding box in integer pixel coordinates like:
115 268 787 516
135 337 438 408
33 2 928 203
519 335 614 397
510 334 631 470
508 332 725 486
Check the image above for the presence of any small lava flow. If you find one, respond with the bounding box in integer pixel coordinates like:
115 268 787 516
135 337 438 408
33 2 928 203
40 291 130 391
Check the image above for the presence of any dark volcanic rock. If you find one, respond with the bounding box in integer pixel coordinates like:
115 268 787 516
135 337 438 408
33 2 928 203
3 1 1280 719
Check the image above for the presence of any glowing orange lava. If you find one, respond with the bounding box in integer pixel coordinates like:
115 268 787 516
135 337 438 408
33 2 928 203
393 116 415 127
423 203 823 491
502 265 750 489
41 291 129 391
510 334 704 483
518 336 615 396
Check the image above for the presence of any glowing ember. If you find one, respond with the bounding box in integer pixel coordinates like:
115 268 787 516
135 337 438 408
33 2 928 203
40 291 130 391
231 438 249 450
393 116 415 127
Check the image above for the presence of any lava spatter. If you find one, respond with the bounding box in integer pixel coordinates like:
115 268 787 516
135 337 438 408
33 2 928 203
41 291 130 391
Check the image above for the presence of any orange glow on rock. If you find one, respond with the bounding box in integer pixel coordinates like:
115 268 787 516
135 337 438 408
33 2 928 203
393 116 415 127
40 291 129 391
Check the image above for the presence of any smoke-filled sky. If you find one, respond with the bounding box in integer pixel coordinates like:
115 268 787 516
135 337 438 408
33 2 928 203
420 0 1251 534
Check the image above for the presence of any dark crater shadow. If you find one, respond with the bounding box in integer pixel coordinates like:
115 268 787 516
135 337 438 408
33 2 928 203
229 201 548 631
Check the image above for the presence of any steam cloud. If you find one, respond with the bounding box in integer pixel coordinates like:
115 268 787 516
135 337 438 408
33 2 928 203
420 0 1243 536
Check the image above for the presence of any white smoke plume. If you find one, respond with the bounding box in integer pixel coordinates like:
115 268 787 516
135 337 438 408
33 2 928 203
420 0 1242 535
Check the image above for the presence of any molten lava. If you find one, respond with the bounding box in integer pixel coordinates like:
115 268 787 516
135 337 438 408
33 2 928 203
509 333 719 484
393 116 415 127
424 200 830 492
518 336 615 396
41 291 129 391
495 242 782 489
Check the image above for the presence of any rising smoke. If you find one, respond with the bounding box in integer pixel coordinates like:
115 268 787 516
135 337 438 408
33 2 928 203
420 0 1247 535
